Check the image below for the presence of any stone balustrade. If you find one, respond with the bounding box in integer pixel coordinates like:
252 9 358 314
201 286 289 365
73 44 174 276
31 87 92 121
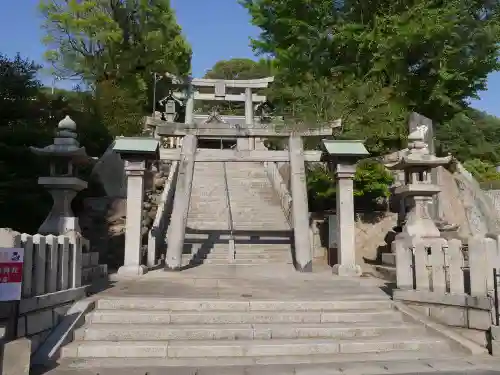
393 235 497 330
1 229 89 298
264 161 292 226
0 228 107 352
147 161 180 267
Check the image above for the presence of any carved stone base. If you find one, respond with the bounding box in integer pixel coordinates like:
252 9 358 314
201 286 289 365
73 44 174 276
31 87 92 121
332 263 362 277
117 265 148 277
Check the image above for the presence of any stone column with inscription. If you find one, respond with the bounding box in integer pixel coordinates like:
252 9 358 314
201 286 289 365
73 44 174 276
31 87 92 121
332 163 362 276
119 159 148 276
321 140 370 277
113 138 160 276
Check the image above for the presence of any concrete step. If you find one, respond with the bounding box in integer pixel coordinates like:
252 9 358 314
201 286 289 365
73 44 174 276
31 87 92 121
87 309 402 325
74 321 426 342
61 336 450 359
95 298 393 311
201 258 293 265
202 252 291 260
55 354 491 373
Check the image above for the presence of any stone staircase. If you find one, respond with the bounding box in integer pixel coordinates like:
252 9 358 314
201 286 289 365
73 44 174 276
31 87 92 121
60 293 462 371
183 159 293 266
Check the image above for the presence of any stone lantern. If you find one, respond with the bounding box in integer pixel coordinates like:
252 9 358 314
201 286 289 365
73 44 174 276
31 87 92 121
321 139 370 276
30 116 89 235
387 129 452 240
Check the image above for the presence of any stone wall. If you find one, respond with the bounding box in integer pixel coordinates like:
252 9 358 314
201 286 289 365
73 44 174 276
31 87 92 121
0 287 86 353
309 212 397 271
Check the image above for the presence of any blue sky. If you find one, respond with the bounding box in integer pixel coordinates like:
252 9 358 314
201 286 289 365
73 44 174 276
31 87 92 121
0 0 497 116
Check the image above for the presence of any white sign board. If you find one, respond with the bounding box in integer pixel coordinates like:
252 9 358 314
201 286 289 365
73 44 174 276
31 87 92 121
0 248 24 301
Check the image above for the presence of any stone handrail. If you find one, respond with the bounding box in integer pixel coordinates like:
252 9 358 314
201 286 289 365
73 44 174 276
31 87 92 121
393 235 499 330
0 229 88 298
147 160 180 267
264 161 293 226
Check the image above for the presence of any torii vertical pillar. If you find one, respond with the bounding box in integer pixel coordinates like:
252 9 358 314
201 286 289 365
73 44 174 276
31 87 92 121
245 87 255 150
289 135 313 272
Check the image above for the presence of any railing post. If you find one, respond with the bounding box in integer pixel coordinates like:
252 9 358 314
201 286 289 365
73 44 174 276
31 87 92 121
33 234 47 296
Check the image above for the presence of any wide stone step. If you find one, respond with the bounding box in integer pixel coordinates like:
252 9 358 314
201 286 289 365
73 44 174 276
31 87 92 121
202 258 292 265
56 354 489 373
96 298 392 311
74 322 425 342
87 310 401 325
61 336 450 359
203 253 291 260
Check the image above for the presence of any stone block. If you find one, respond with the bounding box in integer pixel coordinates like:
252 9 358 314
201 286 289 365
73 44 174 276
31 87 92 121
29 330 51 353
1 337 31 375
16 316 26 337
381 253 395 266
429 305 466 327
26 310 54 335
19 286 87 314
468 309 493 330
82 253 90 267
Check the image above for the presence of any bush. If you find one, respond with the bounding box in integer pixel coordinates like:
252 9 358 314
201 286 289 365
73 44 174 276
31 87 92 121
307 160 394 212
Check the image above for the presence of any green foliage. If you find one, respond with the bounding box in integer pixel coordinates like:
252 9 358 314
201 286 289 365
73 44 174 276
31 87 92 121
464 159 500 183
198 58 273 115
436 109 500 163
204 58 274 81
241 0 500 123
39 0 192 131
307 160 394 212
39 0 191 82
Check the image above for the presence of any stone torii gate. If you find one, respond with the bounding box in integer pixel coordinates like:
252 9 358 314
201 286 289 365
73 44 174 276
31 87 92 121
146 115 338 272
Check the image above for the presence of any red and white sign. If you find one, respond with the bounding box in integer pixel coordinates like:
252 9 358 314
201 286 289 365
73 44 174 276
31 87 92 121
0 248 24 301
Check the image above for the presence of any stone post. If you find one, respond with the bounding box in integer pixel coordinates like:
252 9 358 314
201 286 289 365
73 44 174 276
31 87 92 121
118 160 148 276
332 164 362 276
288 135 312 272
245 87 255 150
165 134 198 270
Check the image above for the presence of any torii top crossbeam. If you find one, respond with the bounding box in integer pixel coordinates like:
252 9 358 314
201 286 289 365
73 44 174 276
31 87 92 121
145 116 339 138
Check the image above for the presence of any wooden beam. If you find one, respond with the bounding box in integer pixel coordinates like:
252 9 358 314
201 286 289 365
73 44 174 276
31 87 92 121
146 117 335 138
160 149 322 162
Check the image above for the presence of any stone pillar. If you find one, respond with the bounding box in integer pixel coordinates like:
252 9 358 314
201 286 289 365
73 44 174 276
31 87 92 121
332 164 362 276
288 135 312 272
118 160 148 276
240 87 254 151
165 134 197 270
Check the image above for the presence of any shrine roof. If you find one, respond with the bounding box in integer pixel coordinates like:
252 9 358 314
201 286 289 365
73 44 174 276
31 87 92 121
113 137 160 154
321 140 369 157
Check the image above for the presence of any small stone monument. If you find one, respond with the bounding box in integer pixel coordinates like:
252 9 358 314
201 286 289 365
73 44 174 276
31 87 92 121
387 128 451 239
30 116 89 235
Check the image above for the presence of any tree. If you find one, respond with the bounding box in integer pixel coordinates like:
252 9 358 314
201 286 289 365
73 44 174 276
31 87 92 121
204 58 273 80
39 0 191 83
198 58 274 115
241 0 500 122
436 109 500 163
39 0 192 131
0 54 42 128
306 160 394 212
